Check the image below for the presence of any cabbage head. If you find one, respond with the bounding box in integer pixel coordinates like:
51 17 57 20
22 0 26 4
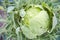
20 4 54 39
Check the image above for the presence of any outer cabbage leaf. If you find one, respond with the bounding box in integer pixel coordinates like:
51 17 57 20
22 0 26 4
21 25 37 39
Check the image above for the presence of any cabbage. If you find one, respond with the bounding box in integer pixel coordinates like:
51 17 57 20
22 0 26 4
21 4 54 39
